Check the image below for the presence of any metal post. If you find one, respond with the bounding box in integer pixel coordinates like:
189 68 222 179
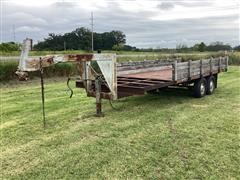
13 24 16 43
95 76 103 117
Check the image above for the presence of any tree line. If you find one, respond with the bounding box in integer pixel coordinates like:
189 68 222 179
0 42 19 52
34 27 127 51
175 42 236 53
0 26 239 52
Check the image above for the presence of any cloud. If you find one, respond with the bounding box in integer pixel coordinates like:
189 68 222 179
7 12 47 26
1 0 239 48
157 2 175 10
16 26 41 32
52 2 77 8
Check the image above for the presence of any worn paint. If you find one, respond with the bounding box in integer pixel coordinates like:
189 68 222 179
16 38 118 100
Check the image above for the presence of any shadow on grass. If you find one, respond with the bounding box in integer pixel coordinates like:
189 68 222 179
104 87 194 114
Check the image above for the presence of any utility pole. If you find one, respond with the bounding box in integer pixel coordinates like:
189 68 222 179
90 12 94 52
13 24 16 43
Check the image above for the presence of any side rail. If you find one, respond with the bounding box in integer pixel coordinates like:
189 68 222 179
172 56 228 83
117 59 176 76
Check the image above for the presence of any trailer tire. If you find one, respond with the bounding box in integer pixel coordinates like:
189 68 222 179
193 78 207 98
206 76 215 95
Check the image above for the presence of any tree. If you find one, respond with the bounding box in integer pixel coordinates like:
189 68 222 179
112 43 124 51
176 44 188 52
206 42 232 51
233 45 240 51
34 27 126 51
0 42 20 52
110 31 126 45
198 42 206 52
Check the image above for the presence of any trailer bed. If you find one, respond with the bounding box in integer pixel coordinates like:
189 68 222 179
76 56 228 100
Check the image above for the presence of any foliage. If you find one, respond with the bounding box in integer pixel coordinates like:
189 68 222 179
112 43 124 51
207 41 232 51
198 42 207 52
176 44 189 53
228 52 240 65
1 67 239 179
34 27 126 51
0 61 18 80
0 61 77 81
233 45 240 51
175 42 232 52
0 42 20 52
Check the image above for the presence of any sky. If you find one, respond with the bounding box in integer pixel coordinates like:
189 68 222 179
0 0 239 48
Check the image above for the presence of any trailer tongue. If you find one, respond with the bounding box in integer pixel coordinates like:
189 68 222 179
16 38 228 118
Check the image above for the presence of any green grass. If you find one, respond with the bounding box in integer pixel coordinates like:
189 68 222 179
0 61 78 81
1 66 239 179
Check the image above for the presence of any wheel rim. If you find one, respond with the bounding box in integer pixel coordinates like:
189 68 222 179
200 82 205 96
209 80 214 92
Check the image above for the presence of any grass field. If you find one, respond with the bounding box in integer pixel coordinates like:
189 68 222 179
1 67 240 179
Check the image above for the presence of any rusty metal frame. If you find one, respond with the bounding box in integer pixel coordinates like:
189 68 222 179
16 38 118 101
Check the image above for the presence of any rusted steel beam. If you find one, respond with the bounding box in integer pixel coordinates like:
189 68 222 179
117 85 145 95
117 92 145 98
77 78 172 98
143 81 174 91
76 80 110 92
67 54 93 62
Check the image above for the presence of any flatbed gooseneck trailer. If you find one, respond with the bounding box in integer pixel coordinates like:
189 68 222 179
16 39 228 117
75 56 228 115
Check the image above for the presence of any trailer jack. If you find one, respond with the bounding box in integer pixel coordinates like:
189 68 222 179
95 76 104 117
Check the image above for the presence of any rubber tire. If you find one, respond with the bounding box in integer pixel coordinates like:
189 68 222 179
193 78 207 98
206 76 215 95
